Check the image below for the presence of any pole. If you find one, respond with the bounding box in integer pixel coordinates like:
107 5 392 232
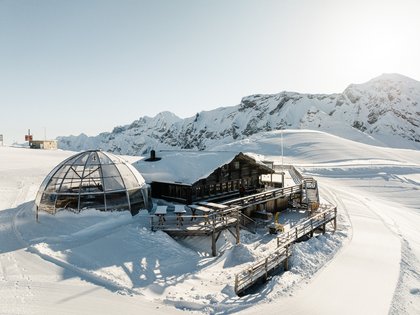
281 129 284 166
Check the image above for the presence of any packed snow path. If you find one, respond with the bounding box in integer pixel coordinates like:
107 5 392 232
244 181 401 314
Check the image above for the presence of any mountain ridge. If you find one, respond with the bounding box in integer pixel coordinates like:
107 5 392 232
58 73 420 154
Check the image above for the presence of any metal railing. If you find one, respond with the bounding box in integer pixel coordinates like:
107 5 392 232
221 184 302 210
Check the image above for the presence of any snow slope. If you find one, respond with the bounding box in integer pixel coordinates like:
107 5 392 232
58 74 420 154
1 129 420 314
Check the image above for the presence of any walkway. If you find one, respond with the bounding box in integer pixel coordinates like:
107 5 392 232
234 205 337 295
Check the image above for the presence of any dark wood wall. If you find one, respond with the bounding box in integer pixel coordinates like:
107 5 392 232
151 182 192 204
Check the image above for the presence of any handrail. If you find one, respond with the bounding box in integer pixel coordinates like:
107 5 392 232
234 245 291 294
239 212 257 233
221 184 302 208
234 204 337 294
150 206 240 231
288 165 304 184
277 205 336 247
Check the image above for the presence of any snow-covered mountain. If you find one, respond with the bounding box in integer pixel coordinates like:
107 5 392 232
58 73 420 154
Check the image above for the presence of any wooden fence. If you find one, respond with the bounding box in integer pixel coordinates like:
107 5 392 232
150 206 240 233
234 205 337 295
234 244 291 294
277 205 336 247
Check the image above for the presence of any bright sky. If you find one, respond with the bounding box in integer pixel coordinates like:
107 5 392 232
1 0 419 144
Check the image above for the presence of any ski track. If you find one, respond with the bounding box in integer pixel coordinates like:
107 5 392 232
307 164 419 314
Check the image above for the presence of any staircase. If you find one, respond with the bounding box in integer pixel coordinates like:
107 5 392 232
301 177 320 211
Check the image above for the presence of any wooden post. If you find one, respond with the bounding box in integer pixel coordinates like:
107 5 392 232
281 172 284 188
265 257 268 280
284 245 289 271
234 274 238 294
300 183 303 205
211 230 217 257
333 207 337 232
236 210 240 244
309 219 314 237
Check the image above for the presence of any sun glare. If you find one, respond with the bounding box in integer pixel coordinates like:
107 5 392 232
328 1 420 81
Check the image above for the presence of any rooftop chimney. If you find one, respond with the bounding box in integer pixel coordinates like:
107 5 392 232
145 149 161 162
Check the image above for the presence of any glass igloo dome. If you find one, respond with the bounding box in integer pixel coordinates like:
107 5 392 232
35 150 150 216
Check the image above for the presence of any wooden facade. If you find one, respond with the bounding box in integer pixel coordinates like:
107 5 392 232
151 153 274 204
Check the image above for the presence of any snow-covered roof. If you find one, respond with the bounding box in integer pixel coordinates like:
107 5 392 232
134 151 272 185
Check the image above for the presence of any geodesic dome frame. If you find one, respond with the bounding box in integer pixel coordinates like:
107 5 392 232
35 150 150 216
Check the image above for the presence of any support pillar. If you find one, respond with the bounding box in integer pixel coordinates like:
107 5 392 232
333 207 337 232
310 219 314 237
264 258 268 280
284 245 289 271
236 211 240 244
211 230 217 257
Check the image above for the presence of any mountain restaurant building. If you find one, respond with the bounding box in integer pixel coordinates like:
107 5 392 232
134 151 274 204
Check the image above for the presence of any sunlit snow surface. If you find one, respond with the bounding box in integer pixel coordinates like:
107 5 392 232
1 129 419 314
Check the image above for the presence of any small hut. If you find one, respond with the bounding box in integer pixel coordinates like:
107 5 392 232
35 150 150 216
30 140 58 150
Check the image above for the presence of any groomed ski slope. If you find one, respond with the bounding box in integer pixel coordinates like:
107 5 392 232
0 130 419 314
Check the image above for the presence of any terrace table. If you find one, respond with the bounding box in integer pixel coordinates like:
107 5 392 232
188 204 213 224
197 202 231 223
155 206 167 226
174 205 186 227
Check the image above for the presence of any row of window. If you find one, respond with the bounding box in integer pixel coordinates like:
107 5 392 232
38 188 146 215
